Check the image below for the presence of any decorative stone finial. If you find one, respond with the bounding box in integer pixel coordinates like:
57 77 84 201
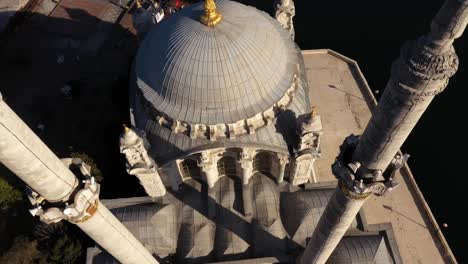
135 0 142 8
123 124 131 133
201 0 222 27
310 106 317 118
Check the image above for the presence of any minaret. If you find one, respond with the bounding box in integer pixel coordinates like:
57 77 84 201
300 0 467 263
0 94 158 264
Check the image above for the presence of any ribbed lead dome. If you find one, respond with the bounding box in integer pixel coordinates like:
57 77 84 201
135 0 300 126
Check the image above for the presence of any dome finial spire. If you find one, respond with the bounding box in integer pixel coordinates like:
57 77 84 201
201 0 222 27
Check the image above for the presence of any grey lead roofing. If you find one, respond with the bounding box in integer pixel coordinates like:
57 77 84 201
135 0 302 125
89 174 396 263
133 75 309 163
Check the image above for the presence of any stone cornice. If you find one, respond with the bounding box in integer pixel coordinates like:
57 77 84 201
142 74 298 141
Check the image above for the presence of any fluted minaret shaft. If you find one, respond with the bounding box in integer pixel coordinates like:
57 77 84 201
354 0 467 176
300 1 467 263
0 100 78 202
0 95 158 264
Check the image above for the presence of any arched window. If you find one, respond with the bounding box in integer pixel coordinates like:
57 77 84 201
180 159 201 180
253 152 272 175
217 156 237 176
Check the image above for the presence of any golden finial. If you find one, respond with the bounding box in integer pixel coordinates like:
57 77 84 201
310 106 317 118
135 0 142 8
123 124 131 133
200 0 222 27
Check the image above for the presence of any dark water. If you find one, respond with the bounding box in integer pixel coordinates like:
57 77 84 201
287 0 467 262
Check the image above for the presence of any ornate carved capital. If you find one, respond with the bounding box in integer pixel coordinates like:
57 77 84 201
197 151 221 171
278 154 290 166
239 148 256 162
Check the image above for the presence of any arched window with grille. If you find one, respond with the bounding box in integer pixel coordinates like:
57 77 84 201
217 156 237 176
253 152 272 176
180 159 201 180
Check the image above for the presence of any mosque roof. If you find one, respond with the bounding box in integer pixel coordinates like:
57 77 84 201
86 175 399 263
134 0 304 137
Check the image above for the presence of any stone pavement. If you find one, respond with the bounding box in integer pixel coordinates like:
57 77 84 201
304 49 455 263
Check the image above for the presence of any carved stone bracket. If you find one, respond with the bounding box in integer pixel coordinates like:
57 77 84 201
28 158 100 224
333 135 406 197
296 108 323 156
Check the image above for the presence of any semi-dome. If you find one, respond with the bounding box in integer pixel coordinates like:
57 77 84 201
134 0 302 138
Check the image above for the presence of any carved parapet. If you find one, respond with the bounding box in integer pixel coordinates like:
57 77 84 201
263 108 276 124
28 158 100 224
172 120 190 134
210 124 229 140
334 135 406 197
246 113 266 134
190 124 208 139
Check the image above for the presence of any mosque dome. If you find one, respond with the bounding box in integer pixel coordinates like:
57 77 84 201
134 0 303 138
